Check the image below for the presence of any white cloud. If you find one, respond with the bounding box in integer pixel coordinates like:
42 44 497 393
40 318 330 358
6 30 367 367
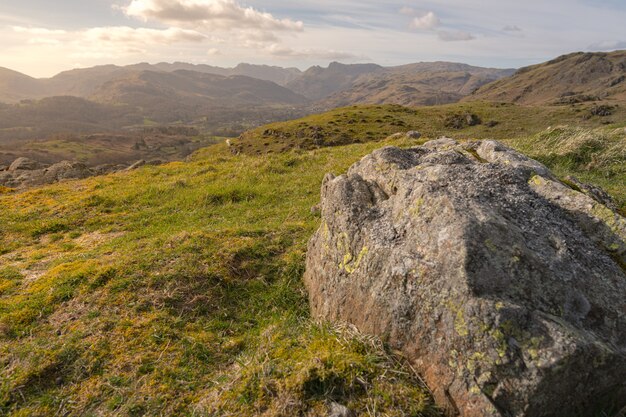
399 7 416 16
123 0 303 32
438 30 475 42
11 25 208 60
83 26 207 45
409 12 440 30
503 25 522 32
265 43 360 60
207 47 220 55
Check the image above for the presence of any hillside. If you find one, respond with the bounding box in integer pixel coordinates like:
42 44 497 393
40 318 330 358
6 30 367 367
0 67 44 103
233 101 626 157
1 107 624 415
466 50 626 104
0 96 141 140
285 62 384 100
320 63 514 108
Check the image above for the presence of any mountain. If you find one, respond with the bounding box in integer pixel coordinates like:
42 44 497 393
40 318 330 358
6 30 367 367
319 63 514 108
466 50 626 104
89 70 308 123
0 67 44 102
0 63 304 103
286 62 384 100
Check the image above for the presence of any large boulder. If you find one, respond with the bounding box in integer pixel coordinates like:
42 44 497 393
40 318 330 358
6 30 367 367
304 139 626 417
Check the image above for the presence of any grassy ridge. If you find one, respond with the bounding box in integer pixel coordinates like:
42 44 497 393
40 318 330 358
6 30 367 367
0 138 440 416
233 102 625 155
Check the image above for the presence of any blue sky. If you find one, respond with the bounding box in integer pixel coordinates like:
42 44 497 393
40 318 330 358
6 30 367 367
1 0 625 77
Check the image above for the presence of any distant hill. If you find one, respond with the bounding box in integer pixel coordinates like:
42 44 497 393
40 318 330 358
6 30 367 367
466 50 626 104
286 62 384 100
0 67 44 102
89 70 307 124
319 63 514 108
0 63 304 103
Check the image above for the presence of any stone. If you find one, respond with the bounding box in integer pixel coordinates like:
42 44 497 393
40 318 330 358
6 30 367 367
42 161 92 183
406 131 422 139
8 157 43 171
304 139 626 417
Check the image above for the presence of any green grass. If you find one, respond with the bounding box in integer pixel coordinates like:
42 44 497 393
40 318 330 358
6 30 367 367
0 103 624 416
234 102 625 155
0 138 440 417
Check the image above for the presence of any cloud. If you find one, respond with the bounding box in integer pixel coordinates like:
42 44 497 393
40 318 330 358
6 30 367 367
409 12 440 30
265 43 360 60
207 47 220 55
83 26 207 45
399 7 416 16
123 0 304 32
11 25 208 60
503 25 522 32
588 40 626 50
13 25 207 47
437 30 475 41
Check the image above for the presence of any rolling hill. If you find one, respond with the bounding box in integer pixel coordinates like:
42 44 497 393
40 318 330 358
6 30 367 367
466 50 626 104
0 67 44 103
319 63 514 108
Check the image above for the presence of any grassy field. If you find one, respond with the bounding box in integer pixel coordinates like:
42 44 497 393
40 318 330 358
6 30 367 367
0 137 441 417
0 103 624 416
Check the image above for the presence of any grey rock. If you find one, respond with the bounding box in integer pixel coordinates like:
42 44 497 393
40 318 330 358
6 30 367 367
406 131 422 139
304 139 626 417
0 160 94 188
8 157 43 171
42 161 92 183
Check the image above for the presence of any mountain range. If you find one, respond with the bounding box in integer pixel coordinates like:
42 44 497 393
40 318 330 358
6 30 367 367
0 51 624 145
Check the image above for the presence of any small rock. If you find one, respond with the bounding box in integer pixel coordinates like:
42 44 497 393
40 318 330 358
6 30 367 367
8 157 43 171
388 132 405 140
406 131 422 139
328 402 354 417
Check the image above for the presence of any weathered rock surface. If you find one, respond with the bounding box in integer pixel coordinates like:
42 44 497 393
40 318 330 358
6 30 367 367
8 157 44 171
304 139 626 417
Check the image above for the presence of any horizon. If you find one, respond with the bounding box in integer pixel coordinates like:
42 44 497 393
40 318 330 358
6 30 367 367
4 48 625 80
1 0 625 78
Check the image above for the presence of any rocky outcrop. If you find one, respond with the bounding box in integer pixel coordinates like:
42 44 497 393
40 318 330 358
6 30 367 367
304 139 626 417
0 160 93 188
0 157 164 189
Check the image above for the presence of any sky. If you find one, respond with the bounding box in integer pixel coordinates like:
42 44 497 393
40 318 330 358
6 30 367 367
1 0 625 78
